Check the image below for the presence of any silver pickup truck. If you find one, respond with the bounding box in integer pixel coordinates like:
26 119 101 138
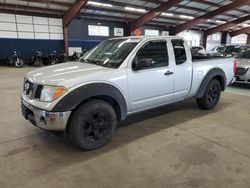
21 36 235 150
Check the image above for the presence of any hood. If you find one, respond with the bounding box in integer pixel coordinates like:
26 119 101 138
236 58 250 69
26 61 115 87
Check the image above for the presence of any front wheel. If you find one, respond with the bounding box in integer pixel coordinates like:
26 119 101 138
196 79 221 109
68 100 117 150
15 58 24 68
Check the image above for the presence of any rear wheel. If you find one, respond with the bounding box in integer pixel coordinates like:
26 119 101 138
196 79 221 109
69 100 117 150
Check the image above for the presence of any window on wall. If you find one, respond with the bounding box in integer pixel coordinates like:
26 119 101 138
207 33 221 41
0 13 63 40
231 34 247 44
177 31 201 46
211 34 220 41
145 29 159 36
88 25 109 36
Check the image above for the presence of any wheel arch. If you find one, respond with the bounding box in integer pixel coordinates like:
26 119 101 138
196 68 226 98
51 83 128 121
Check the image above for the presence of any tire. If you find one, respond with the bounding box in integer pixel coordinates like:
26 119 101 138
34 59 42 67
196 79 221 110
15 59 24 68
68 100 117 150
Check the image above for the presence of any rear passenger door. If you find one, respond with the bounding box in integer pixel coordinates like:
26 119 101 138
171 39 192 100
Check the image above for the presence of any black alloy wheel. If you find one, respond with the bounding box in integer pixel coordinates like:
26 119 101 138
81 111 112 141
196 79 221 109
207 85 220 104
69 100 117 150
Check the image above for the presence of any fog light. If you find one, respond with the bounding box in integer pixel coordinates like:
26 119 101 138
40 117 47 127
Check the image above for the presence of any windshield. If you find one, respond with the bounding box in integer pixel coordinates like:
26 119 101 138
81 38 140 68
237 50 250 59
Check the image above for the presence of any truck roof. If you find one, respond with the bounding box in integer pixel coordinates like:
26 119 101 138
110 35 184 41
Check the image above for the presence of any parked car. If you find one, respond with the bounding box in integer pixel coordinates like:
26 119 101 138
234 50 250 84
209 46 225 55
21 36 235 150
191 46 207 55
214 45 250 57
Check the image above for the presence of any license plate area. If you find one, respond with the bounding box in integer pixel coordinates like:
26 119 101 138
21 103 37 126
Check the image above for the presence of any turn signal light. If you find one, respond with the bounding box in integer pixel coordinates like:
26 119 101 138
52 87 66 100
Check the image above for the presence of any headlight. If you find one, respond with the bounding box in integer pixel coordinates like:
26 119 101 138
40 86 67 102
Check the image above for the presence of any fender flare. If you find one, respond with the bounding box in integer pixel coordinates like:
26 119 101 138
196 68 226 98
51 83 128 120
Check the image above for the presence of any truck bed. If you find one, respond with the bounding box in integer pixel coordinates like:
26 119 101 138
192 55 229 62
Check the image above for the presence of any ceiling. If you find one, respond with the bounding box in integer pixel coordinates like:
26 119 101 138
0 0 249 32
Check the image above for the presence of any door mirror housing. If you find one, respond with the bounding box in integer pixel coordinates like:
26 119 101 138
132 58 154 71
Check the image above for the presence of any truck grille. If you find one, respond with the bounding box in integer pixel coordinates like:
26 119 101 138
235 68 248 76
24 79 43 99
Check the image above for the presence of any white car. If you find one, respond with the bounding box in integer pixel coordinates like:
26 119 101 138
21 36 235 150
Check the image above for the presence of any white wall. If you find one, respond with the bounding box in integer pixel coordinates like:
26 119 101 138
0 13 63 40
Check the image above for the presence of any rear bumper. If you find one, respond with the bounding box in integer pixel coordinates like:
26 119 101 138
21 100 71 131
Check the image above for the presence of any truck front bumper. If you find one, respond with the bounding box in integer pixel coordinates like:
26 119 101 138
21 100 71 131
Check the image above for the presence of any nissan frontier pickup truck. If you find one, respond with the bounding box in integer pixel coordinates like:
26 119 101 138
21 36 235 150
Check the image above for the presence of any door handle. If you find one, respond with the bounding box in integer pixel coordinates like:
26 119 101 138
164 71 174 76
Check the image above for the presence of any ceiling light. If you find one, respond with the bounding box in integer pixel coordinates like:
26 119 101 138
125 7 146 13
161 13 173 17
216 20 226 24
87 1 113 7
242 23 250 27
102 3 113 7
207 19 211 22
179 15 194 19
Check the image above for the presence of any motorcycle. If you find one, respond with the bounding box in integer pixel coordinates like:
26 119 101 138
69 49 87 61
31 50 43 66
47 50 58 65
9 50 24 68
69 51 80 61
58 50 68 63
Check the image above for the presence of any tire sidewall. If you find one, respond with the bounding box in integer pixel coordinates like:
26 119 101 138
203 79 221 109
70 100 117 150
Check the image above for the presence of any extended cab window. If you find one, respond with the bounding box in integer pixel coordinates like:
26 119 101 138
171 40 187 65
133 40 168 70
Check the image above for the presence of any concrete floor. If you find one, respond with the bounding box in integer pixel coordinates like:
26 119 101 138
0 66 250 188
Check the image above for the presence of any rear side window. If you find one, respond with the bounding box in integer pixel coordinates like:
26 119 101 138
171 40 187 65
136 40 169 68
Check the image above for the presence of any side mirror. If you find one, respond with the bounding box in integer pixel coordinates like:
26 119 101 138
133 58 154 71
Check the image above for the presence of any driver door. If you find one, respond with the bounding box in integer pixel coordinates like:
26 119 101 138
128 40 174 112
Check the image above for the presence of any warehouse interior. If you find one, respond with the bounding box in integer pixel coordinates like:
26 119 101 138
0 0 250 187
